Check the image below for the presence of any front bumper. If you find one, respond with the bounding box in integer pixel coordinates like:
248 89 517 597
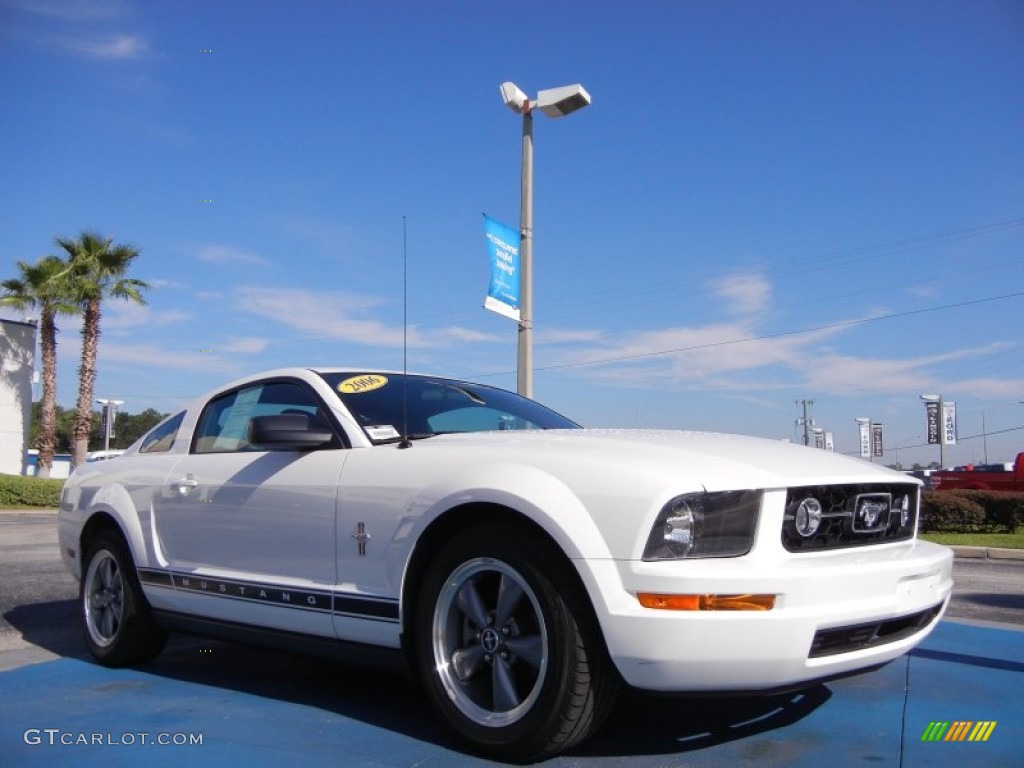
583 538 953 692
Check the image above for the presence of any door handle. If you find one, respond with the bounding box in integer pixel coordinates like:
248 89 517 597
170 476 198 495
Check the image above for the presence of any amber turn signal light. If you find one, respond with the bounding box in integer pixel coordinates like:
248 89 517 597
637 593 776 611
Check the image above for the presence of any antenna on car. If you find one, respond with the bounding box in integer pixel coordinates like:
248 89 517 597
398 216 412 449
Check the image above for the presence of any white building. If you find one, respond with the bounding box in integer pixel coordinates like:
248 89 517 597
0 318 37 476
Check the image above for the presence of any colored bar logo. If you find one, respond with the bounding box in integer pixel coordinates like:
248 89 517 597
921 721 997 742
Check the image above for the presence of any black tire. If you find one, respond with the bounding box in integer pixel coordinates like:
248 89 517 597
80 530 167 666
414 524 620 762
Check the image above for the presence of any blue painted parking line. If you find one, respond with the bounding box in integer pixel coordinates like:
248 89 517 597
1 619 1020 767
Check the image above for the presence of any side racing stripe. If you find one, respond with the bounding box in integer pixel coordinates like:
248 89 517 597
137 567 399 622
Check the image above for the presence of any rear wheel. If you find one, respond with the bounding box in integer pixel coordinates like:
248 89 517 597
414 524 619 762
81 531 167 666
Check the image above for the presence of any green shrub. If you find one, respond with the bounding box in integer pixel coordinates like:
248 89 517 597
920 491 985 533
0 474 64 508
944 489 1024 533
922 490 1024 533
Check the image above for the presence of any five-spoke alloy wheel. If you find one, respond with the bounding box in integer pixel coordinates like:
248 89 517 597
432 557 549 728
80 531 167 666
415 524 619 762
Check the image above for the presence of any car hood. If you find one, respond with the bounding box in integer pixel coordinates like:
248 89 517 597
425 429 913 491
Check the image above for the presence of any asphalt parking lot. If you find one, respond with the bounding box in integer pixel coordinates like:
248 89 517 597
1 512 1021 767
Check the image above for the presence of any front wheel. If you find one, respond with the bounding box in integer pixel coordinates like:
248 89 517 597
414 525 619 762
80 531 167 666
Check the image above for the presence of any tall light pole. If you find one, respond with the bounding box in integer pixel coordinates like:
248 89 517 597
795 399 815 445
500 81 591 398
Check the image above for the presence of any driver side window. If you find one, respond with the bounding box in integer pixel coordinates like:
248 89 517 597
192 380 336 454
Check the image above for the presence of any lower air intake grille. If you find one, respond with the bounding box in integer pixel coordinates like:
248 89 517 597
809 604 943 658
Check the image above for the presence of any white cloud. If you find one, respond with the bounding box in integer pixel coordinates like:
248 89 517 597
548 319 845 386
710 272 772 315
538 328 605 345
144 278 186 290
97 343 238 374
803 344 1012 396
907 284 940 299
62 34 148 59
11 0 150 62
234 286 503 349
15 0 129 21
235 286 409 347
943 376 1024 399
221 337 268 354
534 298 1019 400
431 326 502 343
197 245 270 267
102 302 191 332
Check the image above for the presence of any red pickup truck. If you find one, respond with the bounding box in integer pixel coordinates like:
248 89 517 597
930 452 1024 491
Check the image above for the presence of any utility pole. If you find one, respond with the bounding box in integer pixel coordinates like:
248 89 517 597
982 411 988 464
795 399 815 446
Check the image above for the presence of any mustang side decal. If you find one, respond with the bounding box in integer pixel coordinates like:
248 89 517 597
137 568 399 622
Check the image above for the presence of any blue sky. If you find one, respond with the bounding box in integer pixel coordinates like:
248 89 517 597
1 0 1022 466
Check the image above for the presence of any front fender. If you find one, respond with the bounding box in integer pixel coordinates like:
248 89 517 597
393 462 636 651
83 483 149 570
416 462 613 561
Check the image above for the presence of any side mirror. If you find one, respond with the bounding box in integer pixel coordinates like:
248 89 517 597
248 413 333 450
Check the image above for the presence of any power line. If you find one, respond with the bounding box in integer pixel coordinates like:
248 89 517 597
883 424 1024 453
474 290 1024 377
412 215 1024 325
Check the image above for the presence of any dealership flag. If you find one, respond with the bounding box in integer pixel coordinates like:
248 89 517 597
925 401 940 445
942 401 957 445
872 423 884 457
859 422 871 458
483 215 521 321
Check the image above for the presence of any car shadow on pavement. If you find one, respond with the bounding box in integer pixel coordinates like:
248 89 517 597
574 685 832 757
959 591 1024 610
3 599 88 661
5 598 833 760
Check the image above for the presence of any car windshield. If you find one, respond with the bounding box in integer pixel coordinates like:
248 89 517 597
320 372 580 443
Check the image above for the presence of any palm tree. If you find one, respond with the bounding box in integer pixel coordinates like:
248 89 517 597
56 232 148 468
1 256 80 477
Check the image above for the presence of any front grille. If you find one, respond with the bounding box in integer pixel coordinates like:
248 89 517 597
809 604 942 658
782 483 918 552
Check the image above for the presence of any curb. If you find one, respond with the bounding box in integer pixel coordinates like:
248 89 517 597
948 545 1024 561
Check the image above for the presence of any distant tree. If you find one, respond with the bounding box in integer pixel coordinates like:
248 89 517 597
108 407 167 449
1 255 80 477
57 232 148 467
30 404 167 454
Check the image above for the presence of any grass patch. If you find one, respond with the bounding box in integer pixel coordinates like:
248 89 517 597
919 531 1024 549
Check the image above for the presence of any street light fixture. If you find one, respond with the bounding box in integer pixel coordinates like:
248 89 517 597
499 81 592 398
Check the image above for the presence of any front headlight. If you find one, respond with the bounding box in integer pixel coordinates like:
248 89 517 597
643 490 762 560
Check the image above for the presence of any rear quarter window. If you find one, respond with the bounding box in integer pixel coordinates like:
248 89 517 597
139 411 186 453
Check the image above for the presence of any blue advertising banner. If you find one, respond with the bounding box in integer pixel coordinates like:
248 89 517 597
483 214 520 321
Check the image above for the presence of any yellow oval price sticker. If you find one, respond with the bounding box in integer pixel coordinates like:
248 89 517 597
337 374 388 394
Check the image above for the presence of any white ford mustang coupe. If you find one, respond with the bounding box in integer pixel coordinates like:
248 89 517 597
59 368 953 761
